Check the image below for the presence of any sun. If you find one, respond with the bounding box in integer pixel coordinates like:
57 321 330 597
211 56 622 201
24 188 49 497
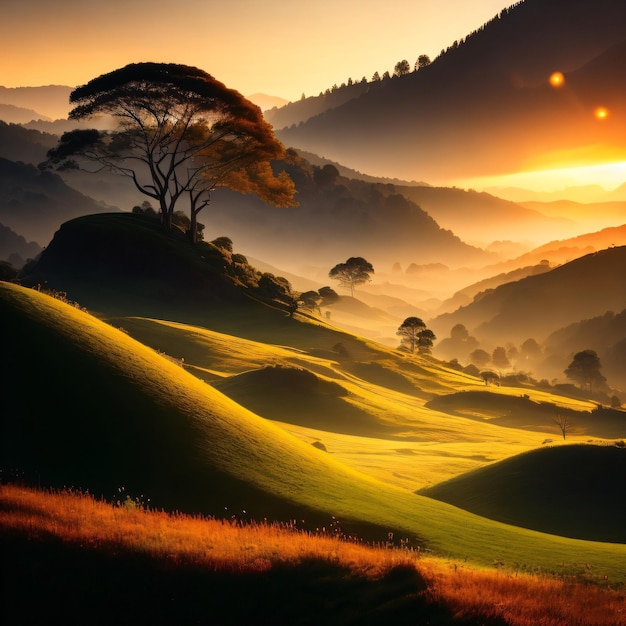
549 71 565 88
594 106 609 120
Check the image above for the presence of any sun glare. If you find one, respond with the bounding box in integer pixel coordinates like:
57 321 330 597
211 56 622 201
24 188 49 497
549 71 565 88
594 106 609 120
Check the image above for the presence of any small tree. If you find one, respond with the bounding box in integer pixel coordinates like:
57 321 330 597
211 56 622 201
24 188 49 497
417 328 437 354
564 349 607 393
480 370 499 386
553 414 571 440
415 54 432 70
394 60 411 77
329 257 374 296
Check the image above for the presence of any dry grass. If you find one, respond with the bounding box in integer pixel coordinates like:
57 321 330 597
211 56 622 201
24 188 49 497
2 485 624 625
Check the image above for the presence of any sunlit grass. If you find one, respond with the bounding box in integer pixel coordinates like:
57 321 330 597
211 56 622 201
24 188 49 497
3 281 626 585
2 485 624 626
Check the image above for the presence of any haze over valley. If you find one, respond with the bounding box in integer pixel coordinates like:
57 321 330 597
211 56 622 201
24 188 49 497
1 0 626 622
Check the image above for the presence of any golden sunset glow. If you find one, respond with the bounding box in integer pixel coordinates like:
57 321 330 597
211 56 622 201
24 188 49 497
549 71 565 88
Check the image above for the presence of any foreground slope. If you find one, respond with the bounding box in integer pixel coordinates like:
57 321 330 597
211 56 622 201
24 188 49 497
2 281 626 582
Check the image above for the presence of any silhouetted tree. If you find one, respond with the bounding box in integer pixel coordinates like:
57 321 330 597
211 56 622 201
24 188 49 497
564 349 606 393
397 317 434 354
521 338 542 361
299 290 322 312
372 71 381 82
394 60 411 76
329 257 374 296
46 62 296 241
480 370 499 386
318 286 339 305
415 54 431 70
553 414 571 440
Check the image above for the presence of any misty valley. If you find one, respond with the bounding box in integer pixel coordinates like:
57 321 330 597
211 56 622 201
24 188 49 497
1 1 626 624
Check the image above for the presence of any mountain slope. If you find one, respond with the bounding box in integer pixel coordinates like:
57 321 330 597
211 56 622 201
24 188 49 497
3 280 626 581
430 245 626 348
275 0 626 183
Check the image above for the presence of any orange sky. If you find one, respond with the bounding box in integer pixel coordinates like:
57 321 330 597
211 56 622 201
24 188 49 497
1 0 515 102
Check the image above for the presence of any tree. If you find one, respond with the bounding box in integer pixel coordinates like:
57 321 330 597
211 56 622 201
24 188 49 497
564 349 607 393
318 286 339 306
469 348 490 368
394 60 411 77
492 346 511 371
415 54 432 70
553 414 571 440
47 62 296 241
480 370 500 386
329 257 374 296
371 71 381 82
396 317 435 354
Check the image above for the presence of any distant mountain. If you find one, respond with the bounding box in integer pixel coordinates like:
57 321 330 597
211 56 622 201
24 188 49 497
0 222 42 267
0 103 51 124
0 121 58 164
0 85 73 121
247 93 289 111
208 155 494 278
394 185 577 245
274 0 626 183
429 246 626 349
0 158 114 246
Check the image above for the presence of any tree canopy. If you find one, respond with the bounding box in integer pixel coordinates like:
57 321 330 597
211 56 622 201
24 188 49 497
47 62 296 241
396 317 436 354
328 257 374 296
564 349 607 393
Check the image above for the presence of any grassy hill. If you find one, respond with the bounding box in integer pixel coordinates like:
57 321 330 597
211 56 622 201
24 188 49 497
3 280 626 584
420 444 626 543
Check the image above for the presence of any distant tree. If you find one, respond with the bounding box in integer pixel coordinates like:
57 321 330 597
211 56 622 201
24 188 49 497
382 71 391 80
329 257 374 296
299 290 322 312
552 414 571 440
372 71 381 82
394 60 411 76
318 286 339 305
564 349 607 393
417 328 437 354
46 62 296 242
397 317 435 354
470 348 491 368
521 338 542 361
415 54 432 70
480 370 499 386
492 346 511 371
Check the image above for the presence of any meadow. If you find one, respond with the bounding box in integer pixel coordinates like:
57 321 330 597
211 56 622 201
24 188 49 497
1 484 624 625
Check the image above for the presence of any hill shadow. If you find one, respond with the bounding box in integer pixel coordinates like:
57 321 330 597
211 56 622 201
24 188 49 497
213 365 392 438
420 444 626 543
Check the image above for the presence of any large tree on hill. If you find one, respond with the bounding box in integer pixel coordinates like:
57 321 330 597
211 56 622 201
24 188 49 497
328 257 374 296
564 349 607 393
46 62 296 241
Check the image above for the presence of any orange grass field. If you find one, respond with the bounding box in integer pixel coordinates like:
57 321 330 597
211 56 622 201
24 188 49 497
1 484 624 625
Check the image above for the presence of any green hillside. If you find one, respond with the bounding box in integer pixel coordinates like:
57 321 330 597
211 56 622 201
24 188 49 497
420 444 626 543
3 281 626 583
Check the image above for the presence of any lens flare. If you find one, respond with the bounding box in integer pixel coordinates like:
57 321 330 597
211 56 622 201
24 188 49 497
549 72 565 88
594 106 609 120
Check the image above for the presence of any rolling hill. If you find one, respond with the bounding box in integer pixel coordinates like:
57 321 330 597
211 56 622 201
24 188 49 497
3 279 626 583
420 444 626 543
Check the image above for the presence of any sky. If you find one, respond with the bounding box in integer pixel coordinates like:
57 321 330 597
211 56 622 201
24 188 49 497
1 0 515 102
